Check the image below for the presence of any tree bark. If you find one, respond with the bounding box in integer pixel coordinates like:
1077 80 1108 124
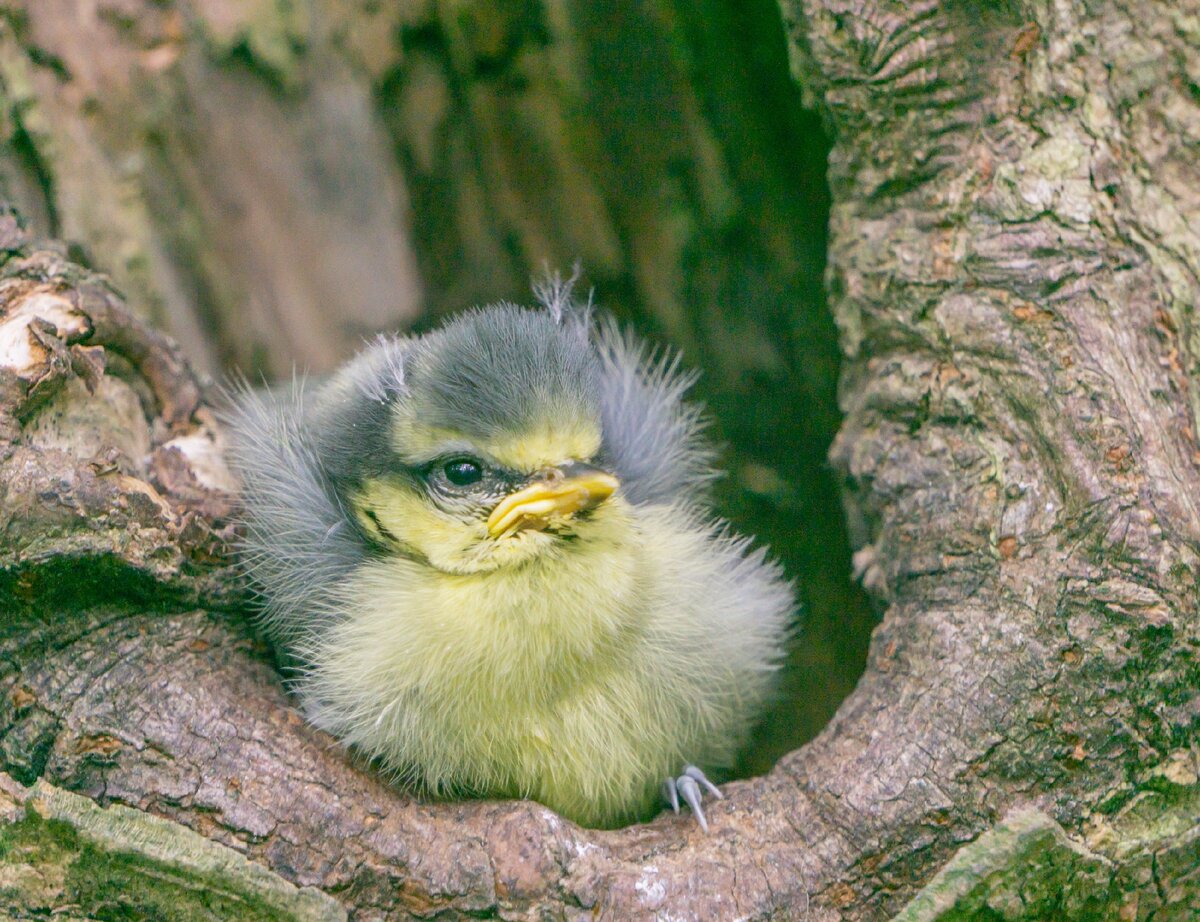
1 2 1199 921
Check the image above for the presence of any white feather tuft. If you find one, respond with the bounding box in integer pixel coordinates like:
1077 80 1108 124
357 334 407 403
532 263 590 328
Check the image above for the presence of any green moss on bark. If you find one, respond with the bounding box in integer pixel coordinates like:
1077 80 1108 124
0 780 345 922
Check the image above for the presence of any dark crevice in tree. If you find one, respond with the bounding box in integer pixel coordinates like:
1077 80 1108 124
0 553 218 618
220 42 305 97
140 127 248 377
6 119 59 240
379 0 875 783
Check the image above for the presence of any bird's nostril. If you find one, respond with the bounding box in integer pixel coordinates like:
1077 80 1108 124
542 467 565 485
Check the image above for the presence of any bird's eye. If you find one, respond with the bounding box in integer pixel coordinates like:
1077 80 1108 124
443 458 483 487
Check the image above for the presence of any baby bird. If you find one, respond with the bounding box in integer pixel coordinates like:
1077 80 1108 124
226 280 793 830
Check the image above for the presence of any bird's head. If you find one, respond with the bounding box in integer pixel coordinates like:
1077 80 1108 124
312 300 644 574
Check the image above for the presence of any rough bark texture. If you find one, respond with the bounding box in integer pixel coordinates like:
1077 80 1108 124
777 0 1200 915
0 0 424 377
0 2 1199 922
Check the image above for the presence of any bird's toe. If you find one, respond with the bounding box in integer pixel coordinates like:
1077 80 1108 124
664 764 722 833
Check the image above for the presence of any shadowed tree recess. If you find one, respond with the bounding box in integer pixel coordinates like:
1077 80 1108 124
0 0 860 771
1 2 1200 921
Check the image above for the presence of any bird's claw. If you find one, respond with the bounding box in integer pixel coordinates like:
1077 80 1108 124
663 764 722 833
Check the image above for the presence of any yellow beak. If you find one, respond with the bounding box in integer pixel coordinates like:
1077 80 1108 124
487 465 619 539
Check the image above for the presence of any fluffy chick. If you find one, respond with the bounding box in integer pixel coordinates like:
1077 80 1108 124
226 281 793 830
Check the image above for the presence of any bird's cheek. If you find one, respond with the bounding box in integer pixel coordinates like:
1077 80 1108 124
353 481 483 567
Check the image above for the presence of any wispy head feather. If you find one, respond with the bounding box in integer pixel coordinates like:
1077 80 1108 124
357 334 407 404
533 263 591 333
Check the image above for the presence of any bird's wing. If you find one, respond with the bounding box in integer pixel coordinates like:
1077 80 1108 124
221 377 366 650
593 316 717 506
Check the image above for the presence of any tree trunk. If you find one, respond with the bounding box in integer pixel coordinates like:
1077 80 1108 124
1 2 1199 921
